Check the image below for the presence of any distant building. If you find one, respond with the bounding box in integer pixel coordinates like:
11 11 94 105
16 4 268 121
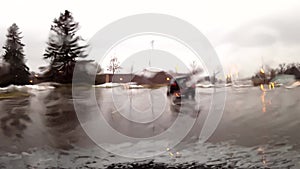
95 74 133 84
95 69 173 85
35 60 98 84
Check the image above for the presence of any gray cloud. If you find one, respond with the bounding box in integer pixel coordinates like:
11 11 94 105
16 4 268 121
224 8 300 47
120 49 190 73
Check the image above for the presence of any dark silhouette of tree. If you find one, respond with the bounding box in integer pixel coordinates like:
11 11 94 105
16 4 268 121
270 69 276 80
278 63 286 74
43 10 88 83
1 23 30 86
0 98 31 138
107 56 121 74
211 70 220 84
189 61 203 75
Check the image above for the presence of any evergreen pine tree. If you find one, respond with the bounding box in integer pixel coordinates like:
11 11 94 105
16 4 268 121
1 23 30 86
44 10 88 83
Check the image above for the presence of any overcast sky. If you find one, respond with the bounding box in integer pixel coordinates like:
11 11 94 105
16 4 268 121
0 0 299 77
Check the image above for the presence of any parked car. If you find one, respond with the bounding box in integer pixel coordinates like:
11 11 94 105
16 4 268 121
167 75 196 99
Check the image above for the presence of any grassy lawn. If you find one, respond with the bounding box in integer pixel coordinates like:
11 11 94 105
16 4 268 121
0 91 31 100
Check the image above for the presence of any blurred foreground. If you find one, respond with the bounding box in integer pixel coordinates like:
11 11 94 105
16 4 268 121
0 84 299 168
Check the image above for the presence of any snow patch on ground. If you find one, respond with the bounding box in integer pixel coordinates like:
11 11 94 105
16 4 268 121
285 81 300 89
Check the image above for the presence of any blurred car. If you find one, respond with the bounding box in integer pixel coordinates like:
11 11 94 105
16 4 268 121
167 75 196 100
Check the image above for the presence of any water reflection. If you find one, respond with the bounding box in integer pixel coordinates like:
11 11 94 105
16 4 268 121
260 84 274 113
42 87 76 130
261 91 267 113
0 98 31 138
39 86 91 149
96 88 181 138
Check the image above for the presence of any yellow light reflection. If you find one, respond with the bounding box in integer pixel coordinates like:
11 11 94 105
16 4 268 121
261 89 266 113
268 82 275 90
260 84 265 92
271 82 275 89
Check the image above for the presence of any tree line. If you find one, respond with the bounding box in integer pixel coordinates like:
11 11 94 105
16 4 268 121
0 10 89 87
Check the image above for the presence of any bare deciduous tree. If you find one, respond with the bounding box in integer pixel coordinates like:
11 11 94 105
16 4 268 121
190 61 203 74
107 56 122 74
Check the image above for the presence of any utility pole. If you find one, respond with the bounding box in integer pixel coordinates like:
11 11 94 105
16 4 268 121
212 70 220 85
150 40 155 133
261 56 264 70
149 40 154 67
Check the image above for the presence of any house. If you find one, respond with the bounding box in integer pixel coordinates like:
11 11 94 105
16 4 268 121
133 68 172 85
95 69 173 85
95 74 133 84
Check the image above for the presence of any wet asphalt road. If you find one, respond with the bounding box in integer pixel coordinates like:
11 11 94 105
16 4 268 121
0 85 299 168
